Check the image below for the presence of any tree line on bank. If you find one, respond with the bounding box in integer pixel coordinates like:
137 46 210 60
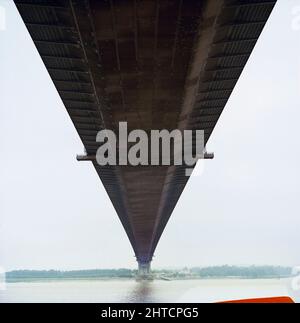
6 265 292 281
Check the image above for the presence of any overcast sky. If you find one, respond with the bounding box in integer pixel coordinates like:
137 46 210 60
1 0 300 271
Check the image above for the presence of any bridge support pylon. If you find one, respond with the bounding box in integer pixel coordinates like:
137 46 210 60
137 261 152 279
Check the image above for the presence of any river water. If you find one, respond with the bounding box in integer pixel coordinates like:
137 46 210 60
1 278 298 303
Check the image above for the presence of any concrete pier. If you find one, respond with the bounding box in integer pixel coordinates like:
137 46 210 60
137 261 151 279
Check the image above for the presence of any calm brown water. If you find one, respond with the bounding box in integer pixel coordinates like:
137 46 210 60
1 278 297 303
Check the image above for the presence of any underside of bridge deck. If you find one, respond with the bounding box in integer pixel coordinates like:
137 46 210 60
14 0 276 269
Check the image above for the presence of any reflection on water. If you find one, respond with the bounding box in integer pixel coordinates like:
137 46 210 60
124 281 157 303
0 278 298 303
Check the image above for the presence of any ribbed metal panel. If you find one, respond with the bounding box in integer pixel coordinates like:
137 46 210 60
14 0 277 264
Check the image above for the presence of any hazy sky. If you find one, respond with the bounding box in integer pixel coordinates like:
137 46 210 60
1 0 300 270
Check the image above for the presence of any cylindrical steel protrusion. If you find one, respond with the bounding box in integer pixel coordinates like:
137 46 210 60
204 152 214 159
76 154 96 161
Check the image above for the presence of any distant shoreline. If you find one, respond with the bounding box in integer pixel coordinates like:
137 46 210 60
4 266 293 283
5 276 292 283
